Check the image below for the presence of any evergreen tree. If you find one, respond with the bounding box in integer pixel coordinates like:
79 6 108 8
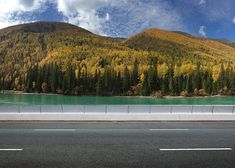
168 64 174 95
194 62 201 89
132 59 139 86
122 65 129 94
218 63 225 89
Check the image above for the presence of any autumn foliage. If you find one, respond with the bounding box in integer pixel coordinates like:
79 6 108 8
0 22 235 96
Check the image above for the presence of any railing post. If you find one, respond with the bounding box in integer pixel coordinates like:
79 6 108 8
128 105 130 113
191 105 194 114
212 105 214 114
105 105 107 114
149 105 151 113
171 105 173 114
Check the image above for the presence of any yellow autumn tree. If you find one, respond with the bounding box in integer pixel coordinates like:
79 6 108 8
157 63 168 78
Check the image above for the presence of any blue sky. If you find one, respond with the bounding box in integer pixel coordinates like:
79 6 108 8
0 0 234 41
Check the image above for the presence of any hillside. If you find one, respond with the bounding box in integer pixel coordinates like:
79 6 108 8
0 22 92 34
0 22 235 96
0 22 125 79
212 39 235 49
124 28 235 62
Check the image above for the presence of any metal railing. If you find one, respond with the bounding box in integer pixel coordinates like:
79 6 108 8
0 105 235 114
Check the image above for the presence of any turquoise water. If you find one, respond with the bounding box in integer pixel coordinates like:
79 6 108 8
0 93 235 105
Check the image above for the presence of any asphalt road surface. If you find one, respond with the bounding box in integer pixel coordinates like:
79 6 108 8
0 122 235 168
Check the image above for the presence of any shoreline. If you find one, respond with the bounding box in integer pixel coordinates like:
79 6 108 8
0 90 232 99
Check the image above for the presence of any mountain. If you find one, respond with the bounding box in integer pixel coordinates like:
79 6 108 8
0 22 235 96
171 31 193 37
211 39 235 49
0 21 93 35
0 21 123 76
124 28 235 62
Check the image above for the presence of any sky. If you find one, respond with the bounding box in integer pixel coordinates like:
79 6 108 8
0 0 234 41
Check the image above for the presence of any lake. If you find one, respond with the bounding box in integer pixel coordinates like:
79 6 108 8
0 93 235 105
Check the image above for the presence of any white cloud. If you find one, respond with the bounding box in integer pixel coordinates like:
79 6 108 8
0 0 48 29
57 0 110 35
56 0 184 36
199 26 206 37
198 0 206 5
104 0 184 37
0 0 184 37
106 13 110 21
233 17 235 24
199 0 235 22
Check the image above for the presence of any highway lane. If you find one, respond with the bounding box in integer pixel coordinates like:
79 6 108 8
0 122 235 168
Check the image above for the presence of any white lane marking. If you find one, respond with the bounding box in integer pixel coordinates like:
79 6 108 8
34 129 76 132
149 129 189 131
0 149 23 151
160 148 232 151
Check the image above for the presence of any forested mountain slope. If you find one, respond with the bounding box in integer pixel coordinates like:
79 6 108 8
0 22 235 96
212 39 235 49
124 28 235 62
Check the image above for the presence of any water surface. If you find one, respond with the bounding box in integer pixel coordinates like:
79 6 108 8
0 93 235 105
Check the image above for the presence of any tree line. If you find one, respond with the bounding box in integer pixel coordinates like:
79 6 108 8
1 57 235 97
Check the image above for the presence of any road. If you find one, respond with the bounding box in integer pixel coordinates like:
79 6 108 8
0 122 235 168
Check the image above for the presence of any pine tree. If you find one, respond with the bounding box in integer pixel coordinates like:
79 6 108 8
123 65 129 94
194 62 201 90
218 63 225 89
147 65 154 94
132 59 139 86
168 64 174 95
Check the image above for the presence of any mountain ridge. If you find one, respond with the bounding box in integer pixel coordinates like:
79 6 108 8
0 21 93 35
124 28 235 62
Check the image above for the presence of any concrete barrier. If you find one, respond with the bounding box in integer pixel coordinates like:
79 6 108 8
179 114 235 121
107 105 128 113
19 105 41 113
1 113 235 121
192 105 213 113
172 105 192 113
84 105 106 113
0 105 19 113
41 105 62 113
213 106 234 113
128 105 150 113
1 105 235 114
150 105 171 113
0 105 235 121
62 105 84 113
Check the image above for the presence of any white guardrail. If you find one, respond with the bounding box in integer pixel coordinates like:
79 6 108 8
0 105 235 121
0 105 235 114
